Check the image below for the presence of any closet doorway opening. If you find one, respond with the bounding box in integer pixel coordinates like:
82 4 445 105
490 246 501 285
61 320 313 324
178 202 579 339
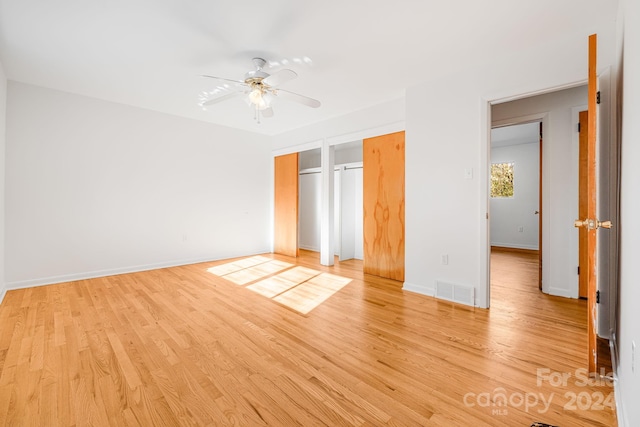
298 141 364 263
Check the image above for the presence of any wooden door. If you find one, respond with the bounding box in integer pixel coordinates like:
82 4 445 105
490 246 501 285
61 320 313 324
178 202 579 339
274 153 299 257
578 110 589 299
575 34 598 373
363 131 405 281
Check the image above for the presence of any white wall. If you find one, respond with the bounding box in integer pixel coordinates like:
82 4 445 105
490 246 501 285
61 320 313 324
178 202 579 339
335 143 363 165
298 171 321 251
5 82 272 287
404 25 616 307
336 165 363 261
492 86 587 298
617 0 640 424
0 61 6 302
353 168 364 260
298 165 364 261
299 148 321 170
273 98 405 151
490 141 539 250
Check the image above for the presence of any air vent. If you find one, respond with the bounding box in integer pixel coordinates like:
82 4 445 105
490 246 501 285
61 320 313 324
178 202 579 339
435 281 475 307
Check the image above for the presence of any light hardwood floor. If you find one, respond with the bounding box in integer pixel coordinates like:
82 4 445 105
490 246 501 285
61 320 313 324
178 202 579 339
0 249 616 426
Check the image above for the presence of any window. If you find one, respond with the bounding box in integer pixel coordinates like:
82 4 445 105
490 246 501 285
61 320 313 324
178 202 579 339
491 162 514 198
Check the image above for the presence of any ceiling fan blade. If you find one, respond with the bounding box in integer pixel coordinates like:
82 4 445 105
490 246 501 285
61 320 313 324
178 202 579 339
201 75 247 87
201 91 243 107
276 89 321 108
261 107 274 118
263 69 297 87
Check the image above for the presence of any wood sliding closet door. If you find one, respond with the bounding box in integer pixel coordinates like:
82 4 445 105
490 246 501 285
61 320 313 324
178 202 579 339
363 131 405 281
274 153 299 257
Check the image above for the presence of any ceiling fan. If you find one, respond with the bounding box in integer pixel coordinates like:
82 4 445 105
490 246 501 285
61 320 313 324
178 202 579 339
199 57 321 123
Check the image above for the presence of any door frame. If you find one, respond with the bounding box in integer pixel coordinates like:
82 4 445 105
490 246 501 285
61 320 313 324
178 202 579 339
477 83 587 308
271 121 405 266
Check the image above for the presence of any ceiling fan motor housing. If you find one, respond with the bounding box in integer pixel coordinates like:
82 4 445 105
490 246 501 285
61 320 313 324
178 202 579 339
252 57 267 69
244 70 269 83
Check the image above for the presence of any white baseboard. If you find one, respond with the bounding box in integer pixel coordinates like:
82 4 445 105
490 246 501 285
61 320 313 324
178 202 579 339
547 286 575 299
610 334 627 427
0 285 6 305
403 281 435 297
4 250 271 292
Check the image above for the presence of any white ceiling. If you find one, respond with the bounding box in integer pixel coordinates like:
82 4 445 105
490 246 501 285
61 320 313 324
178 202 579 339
0 0 618 136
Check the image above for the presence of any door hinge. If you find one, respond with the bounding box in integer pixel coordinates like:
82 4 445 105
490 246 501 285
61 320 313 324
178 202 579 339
596 290 600 304
577 266 580 275
596 91 601 104
577 122 581 133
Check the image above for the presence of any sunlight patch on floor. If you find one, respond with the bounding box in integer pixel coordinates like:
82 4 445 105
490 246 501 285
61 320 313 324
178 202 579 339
273 273 352 314
208 258 352 314
222 260 293 285
207 255 272 276
247 266 321 298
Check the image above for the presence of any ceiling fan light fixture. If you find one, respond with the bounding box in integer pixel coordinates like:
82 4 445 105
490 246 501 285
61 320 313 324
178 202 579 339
201 56 320 123
248 87 263 105
248 86 272 110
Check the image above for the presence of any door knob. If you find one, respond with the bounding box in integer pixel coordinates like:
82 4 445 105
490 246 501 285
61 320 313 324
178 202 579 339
535 211 539 215
574 218 613 230
574 219 593 229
